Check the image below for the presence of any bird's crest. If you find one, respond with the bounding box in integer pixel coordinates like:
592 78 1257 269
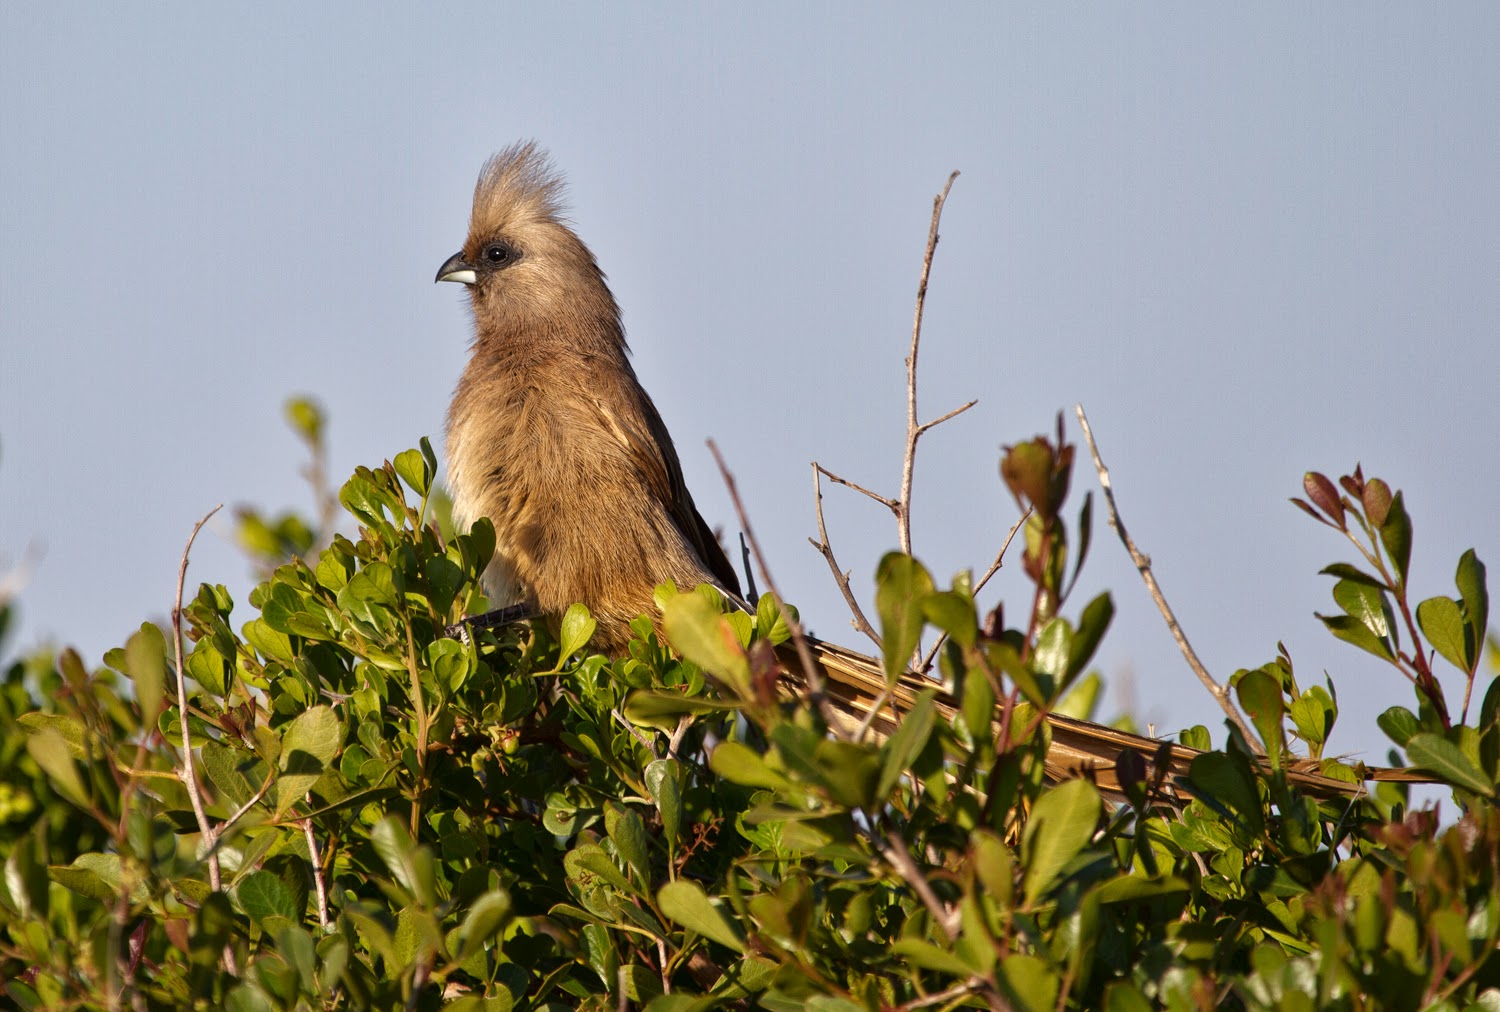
469 141 567 238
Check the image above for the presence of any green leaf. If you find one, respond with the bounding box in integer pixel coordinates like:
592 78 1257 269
1319 562 1383 586
622 690 737 731
657 881 745 953
1405 733 1495 796
186 640 231 697
709 742 790 790
1417 596 1470 673
1377 706 1421 747
754 593 793 645
393 447 432 497
1066 593 1113 680
1021 779 1101 905
1332 578 1394 649
971 830 1014 908
5 829 47 921
284 396 323 443
566 843 637 898
921 591 977 649
1031 617 1071 683
50 853 142 902
455 888 513 962
26 728 89 810
646 759 682 848
1289 686 1335 749
16 713 88 758
125 622 167 725
605 803 650 882
811 739 881 810
875 553 934 681
557 603 597 660
891 938 975 976
1055 671 1101 721
371 816 438 908
1091 874 1190 905
1186 751 1265 839
1318 613 1394 661
277 924 318 996
876 691 935 799
661 592 751 697
1236 668 1285 761
201 740 262 809
1380 491 1412 590
275 705 343 819
997 953 1060 1012
1456 549 1488 661
237 870 301 924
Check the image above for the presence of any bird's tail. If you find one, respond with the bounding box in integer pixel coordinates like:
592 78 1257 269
778 637 1436 801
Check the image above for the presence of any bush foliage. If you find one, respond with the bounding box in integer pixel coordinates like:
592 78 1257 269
2 403 1498 1011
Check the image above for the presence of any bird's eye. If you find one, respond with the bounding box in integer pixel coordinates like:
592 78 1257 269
484 243 512 265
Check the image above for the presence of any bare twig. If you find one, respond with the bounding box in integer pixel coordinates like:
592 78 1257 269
217 774 274 837
814 463 898 512
915 398 978 439
1072 405 1263 752
169 504 239 975
809 465 883 648
898 170 961 558
878 833 958 940
893 981 990 1011
302 813 332 931
918 508 1030 672
613 708 659 756
169 506 224 883
708 441 845 734
668 715 693 760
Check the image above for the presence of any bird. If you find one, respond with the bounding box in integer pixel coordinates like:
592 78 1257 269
436 143 1435 802
437 142 742 653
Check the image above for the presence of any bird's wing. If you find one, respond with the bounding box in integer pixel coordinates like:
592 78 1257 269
590 383 743 596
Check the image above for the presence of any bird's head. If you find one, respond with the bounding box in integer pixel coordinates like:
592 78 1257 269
437 142 620 347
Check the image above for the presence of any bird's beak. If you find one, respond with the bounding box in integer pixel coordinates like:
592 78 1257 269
436 252 477 285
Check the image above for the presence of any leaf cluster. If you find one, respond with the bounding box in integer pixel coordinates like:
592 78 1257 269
1 424 1498 1010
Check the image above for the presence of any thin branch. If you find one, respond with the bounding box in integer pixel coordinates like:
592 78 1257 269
1072 405 1263 752
170 504 238 976
878 833 958 940
898 170 961 558
217 774 274 836
853 684 897 744
708 440 845 734
918 508 1030 672
809 464 882 648
169 506 224 882
668 715 693 760
893 981 989 1012
302 813 332 931
914 398 978 439
814 463 898 512
613 708 659 756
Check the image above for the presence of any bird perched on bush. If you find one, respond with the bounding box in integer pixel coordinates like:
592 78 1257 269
438 142 742 653
436 143 1432 802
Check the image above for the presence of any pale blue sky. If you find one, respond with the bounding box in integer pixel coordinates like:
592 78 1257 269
3 6 1497 766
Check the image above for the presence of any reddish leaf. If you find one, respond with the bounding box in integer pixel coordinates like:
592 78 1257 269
1303 472 1345 527
1363 478 1393 529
